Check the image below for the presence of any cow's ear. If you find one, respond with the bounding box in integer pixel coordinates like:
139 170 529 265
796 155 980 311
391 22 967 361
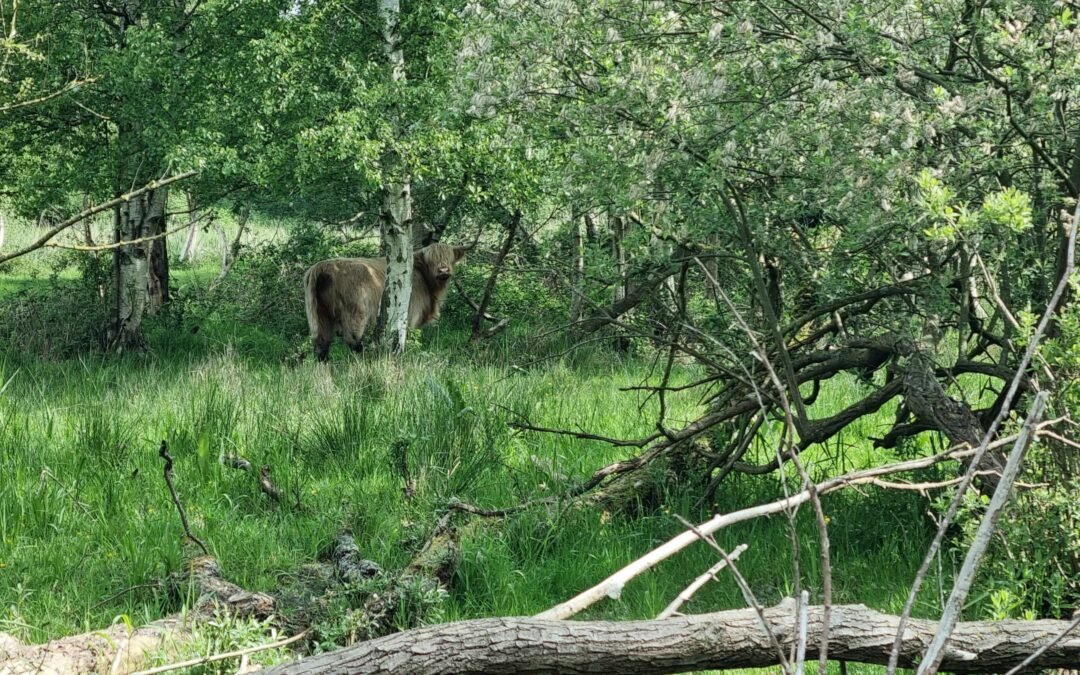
453 246 469 262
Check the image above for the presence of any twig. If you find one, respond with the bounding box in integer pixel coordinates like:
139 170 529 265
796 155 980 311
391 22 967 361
44 221 192 251
868 471 1046 493
0 171 198 265
40 466 94 517
447 497 538 518
208 207 250 292
259 465 283 502
695 252 833 674
796 589 810 675
0 77 96 114
158 441 209 556
916 390 1049 674
657 543 749 619
675 516 791 674
509 420 660 447
391 439 416 500
89 582 164 611
1003 613 1080 675
129 630 307 675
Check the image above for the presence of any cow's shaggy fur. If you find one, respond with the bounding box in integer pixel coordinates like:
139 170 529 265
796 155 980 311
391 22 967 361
304 243 467 361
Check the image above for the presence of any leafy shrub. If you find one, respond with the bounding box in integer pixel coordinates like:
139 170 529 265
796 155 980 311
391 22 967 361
177 221 350 344
0 251 111 358
145 610 291 674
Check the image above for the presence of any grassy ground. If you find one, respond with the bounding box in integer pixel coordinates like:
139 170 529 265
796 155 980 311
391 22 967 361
0 213 956 673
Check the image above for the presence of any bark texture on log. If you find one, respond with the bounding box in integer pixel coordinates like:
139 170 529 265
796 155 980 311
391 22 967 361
0 556 271 675
0 618 184 675
266 603 1080 674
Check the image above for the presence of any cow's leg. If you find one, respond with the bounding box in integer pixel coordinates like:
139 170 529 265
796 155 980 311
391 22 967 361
313 337 331 363
342 313 370 357
343 327 365 356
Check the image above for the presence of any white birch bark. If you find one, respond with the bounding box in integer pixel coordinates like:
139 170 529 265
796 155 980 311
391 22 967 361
569 209 585 323
112 194 150 350
374 0 413 354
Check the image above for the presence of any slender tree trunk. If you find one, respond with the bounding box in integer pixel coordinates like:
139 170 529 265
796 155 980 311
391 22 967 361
611 213 627 306
610 213 630 350
146 186 169 314
374 0 413 355
0 210 5 250
471 210 520 341
377 183 413 354
80 193 94 246
584 211 598 243
108 192 151 351
215 220 229 272
179 190 200 262
569 208 585 324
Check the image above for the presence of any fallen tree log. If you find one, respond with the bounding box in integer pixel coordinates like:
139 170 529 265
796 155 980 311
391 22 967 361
0 556 275 675
0 617 186 675
265 601 1080 674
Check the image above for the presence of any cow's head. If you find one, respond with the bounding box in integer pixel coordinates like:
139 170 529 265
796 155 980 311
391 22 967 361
415 243 468 283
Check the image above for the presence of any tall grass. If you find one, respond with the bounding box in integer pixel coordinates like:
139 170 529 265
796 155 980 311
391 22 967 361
0 345 947 652
0 210 955 673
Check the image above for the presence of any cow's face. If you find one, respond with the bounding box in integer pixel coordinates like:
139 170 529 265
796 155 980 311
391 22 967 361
417 243 468 282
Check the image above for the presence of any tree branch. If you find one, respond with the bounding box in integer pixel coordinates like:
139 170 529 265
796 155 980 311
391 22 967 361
0 171 198 266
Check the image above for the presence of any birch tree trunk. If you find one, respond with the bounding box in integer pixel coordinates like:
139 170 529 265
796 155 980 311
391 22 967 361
146 185 169 314
569 208 585 323
373 0 414 355
108 191 151 351
0 210 5 250
471 210 520 340
611 213 627 306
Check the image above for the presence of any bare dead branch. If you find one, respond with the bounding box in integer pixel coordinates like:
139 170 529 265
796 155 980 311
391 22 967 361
158 441 209 556
222 455 253 472
509 420 660 448
535 435 1027 621
130 630 307 675
677 517 792 673
0 77 96 114
0 171 198 266
44 220 192 251
1003 613 1080 675
657 543 749 619
783 276 927 338
258 465 283 503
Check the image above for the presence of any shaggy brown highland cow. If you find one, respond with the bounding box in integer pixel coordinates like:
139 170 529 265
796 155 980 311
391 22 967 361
304 243 467 361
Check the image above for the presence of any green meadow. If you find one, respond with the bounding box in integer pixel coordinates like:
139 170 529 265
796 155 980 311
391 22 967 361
1 218 966 674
